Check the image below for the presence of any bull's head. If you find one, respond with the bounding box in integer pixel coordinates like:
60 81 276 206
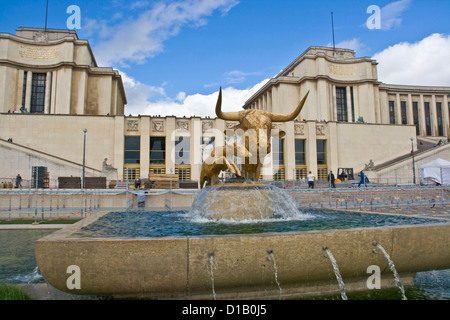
215 87 309 180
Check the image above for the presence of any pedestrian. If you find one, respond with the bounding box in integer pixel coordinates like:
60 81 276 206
134 177 141 189
15 174 22 189
307 171 315 189
358 171 367 187
328 171 336 188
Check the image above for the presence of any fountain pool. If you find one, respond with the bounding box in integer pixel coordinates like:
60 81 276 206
35 207 450 299
72 209 447 238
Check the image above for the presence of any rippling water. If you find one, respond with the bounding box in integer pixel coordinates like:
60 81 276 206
0 230 53 284
74 209 446 238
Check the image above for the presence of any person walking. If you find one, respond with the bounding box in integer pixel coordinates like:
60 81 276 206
307 171 315 189
358 171 367 188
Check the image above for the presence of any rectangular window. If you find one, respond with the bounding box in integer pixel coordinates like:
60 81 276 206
175 166 191 181
336 87 348 122
389 101 396 124
30 73 46 113
295 139 306 166
124 136 140 164
21 71 27 109
437 102 443 136
272 139 284 166
401 101 407 125
150 137 166 165
316 140 327 166
273 138 285 181
425 102 431 136
413 102 419 135
350 87 355 123
175 137 190 165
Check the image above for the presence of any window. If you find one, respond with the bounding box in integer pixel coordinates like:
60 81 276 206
30 73 46 113
317 140 327 180
273 138 285 181
175 137 190 165
295 139 307 180
150 137 166 165
401 101 407 125
389 101 396 124
272 139 284 166
437 102 443 136
316 140 327 166
124 136 141 164
295 140 306 166
350 87 355 123
413 102 419 135
21 71 27 108
425 102 431 136
175 166 191 181
336 87 348 122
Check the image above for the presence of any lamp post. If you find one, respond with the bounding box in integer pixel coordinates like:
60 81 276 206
82 129 87 190
410 137 416 184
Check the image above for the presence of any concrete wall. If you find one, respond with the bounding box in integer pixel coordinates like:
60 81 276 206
0 114 124 173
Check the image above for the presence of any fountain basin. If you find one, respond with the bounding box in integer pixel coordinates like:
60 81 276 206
35 212 450 299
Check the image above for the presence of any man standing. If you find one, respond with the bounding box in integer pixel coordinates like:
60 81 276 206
15 174 22 189
328 171 336 188
307 171 315 189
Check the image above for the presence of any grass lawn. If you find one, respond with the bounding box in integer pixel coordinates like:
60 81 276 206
0 284 31 300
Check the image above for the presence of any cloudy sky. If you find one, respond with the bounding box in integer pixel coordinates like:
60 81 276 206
1 0 449 117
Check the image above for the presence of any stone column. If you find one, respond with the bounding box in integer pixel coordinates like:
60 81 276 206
419 95 426 136
284 122 295 181
165 117 176 175
431 95 437 136
24 71 32 111
346 86 353 122
140 117 150 179
444 95 449 139
407 94 413 125
44 72 52 114
306 121 317 177
395 93 401 125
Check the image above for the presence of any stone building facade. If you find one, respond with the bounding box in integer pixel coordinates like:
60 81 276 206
1 29 449 186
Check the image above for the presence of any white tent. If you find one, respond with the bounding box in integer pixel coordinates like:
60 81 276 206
420 158 450 185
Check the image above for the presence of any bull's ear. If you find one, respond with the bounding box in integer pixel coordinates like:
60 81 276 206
272 130 286 139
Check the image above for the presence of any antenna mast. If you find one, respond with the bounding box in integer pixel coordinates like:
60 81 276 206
45 0 49 31
331 11 335 51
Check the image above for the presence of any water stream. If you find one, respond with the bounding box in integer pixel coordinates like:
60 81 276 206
267 249 282 299
323 246 347 300
374 242 407 300
207 251 216 300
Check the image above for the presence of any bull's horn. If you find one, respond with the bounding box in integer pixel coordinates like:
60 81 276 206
269 90 310 122
215 87 240 121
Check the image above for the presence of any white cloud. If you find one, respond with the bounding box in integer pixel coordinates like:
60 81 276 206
92 0 240 67
327 38 363 53
373 33 450 86
121 72 268 117
380 0 411 30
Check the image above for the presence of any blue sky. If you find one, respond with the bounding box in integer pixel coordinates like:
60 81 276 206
1 0 450 116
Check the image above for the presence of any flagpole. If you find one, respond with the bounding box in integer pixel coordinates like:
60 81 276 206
45 0 49 31
331 12 335 51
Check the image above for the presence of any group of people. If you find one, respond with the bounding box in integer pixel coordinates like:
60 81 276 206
306 170 368 189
